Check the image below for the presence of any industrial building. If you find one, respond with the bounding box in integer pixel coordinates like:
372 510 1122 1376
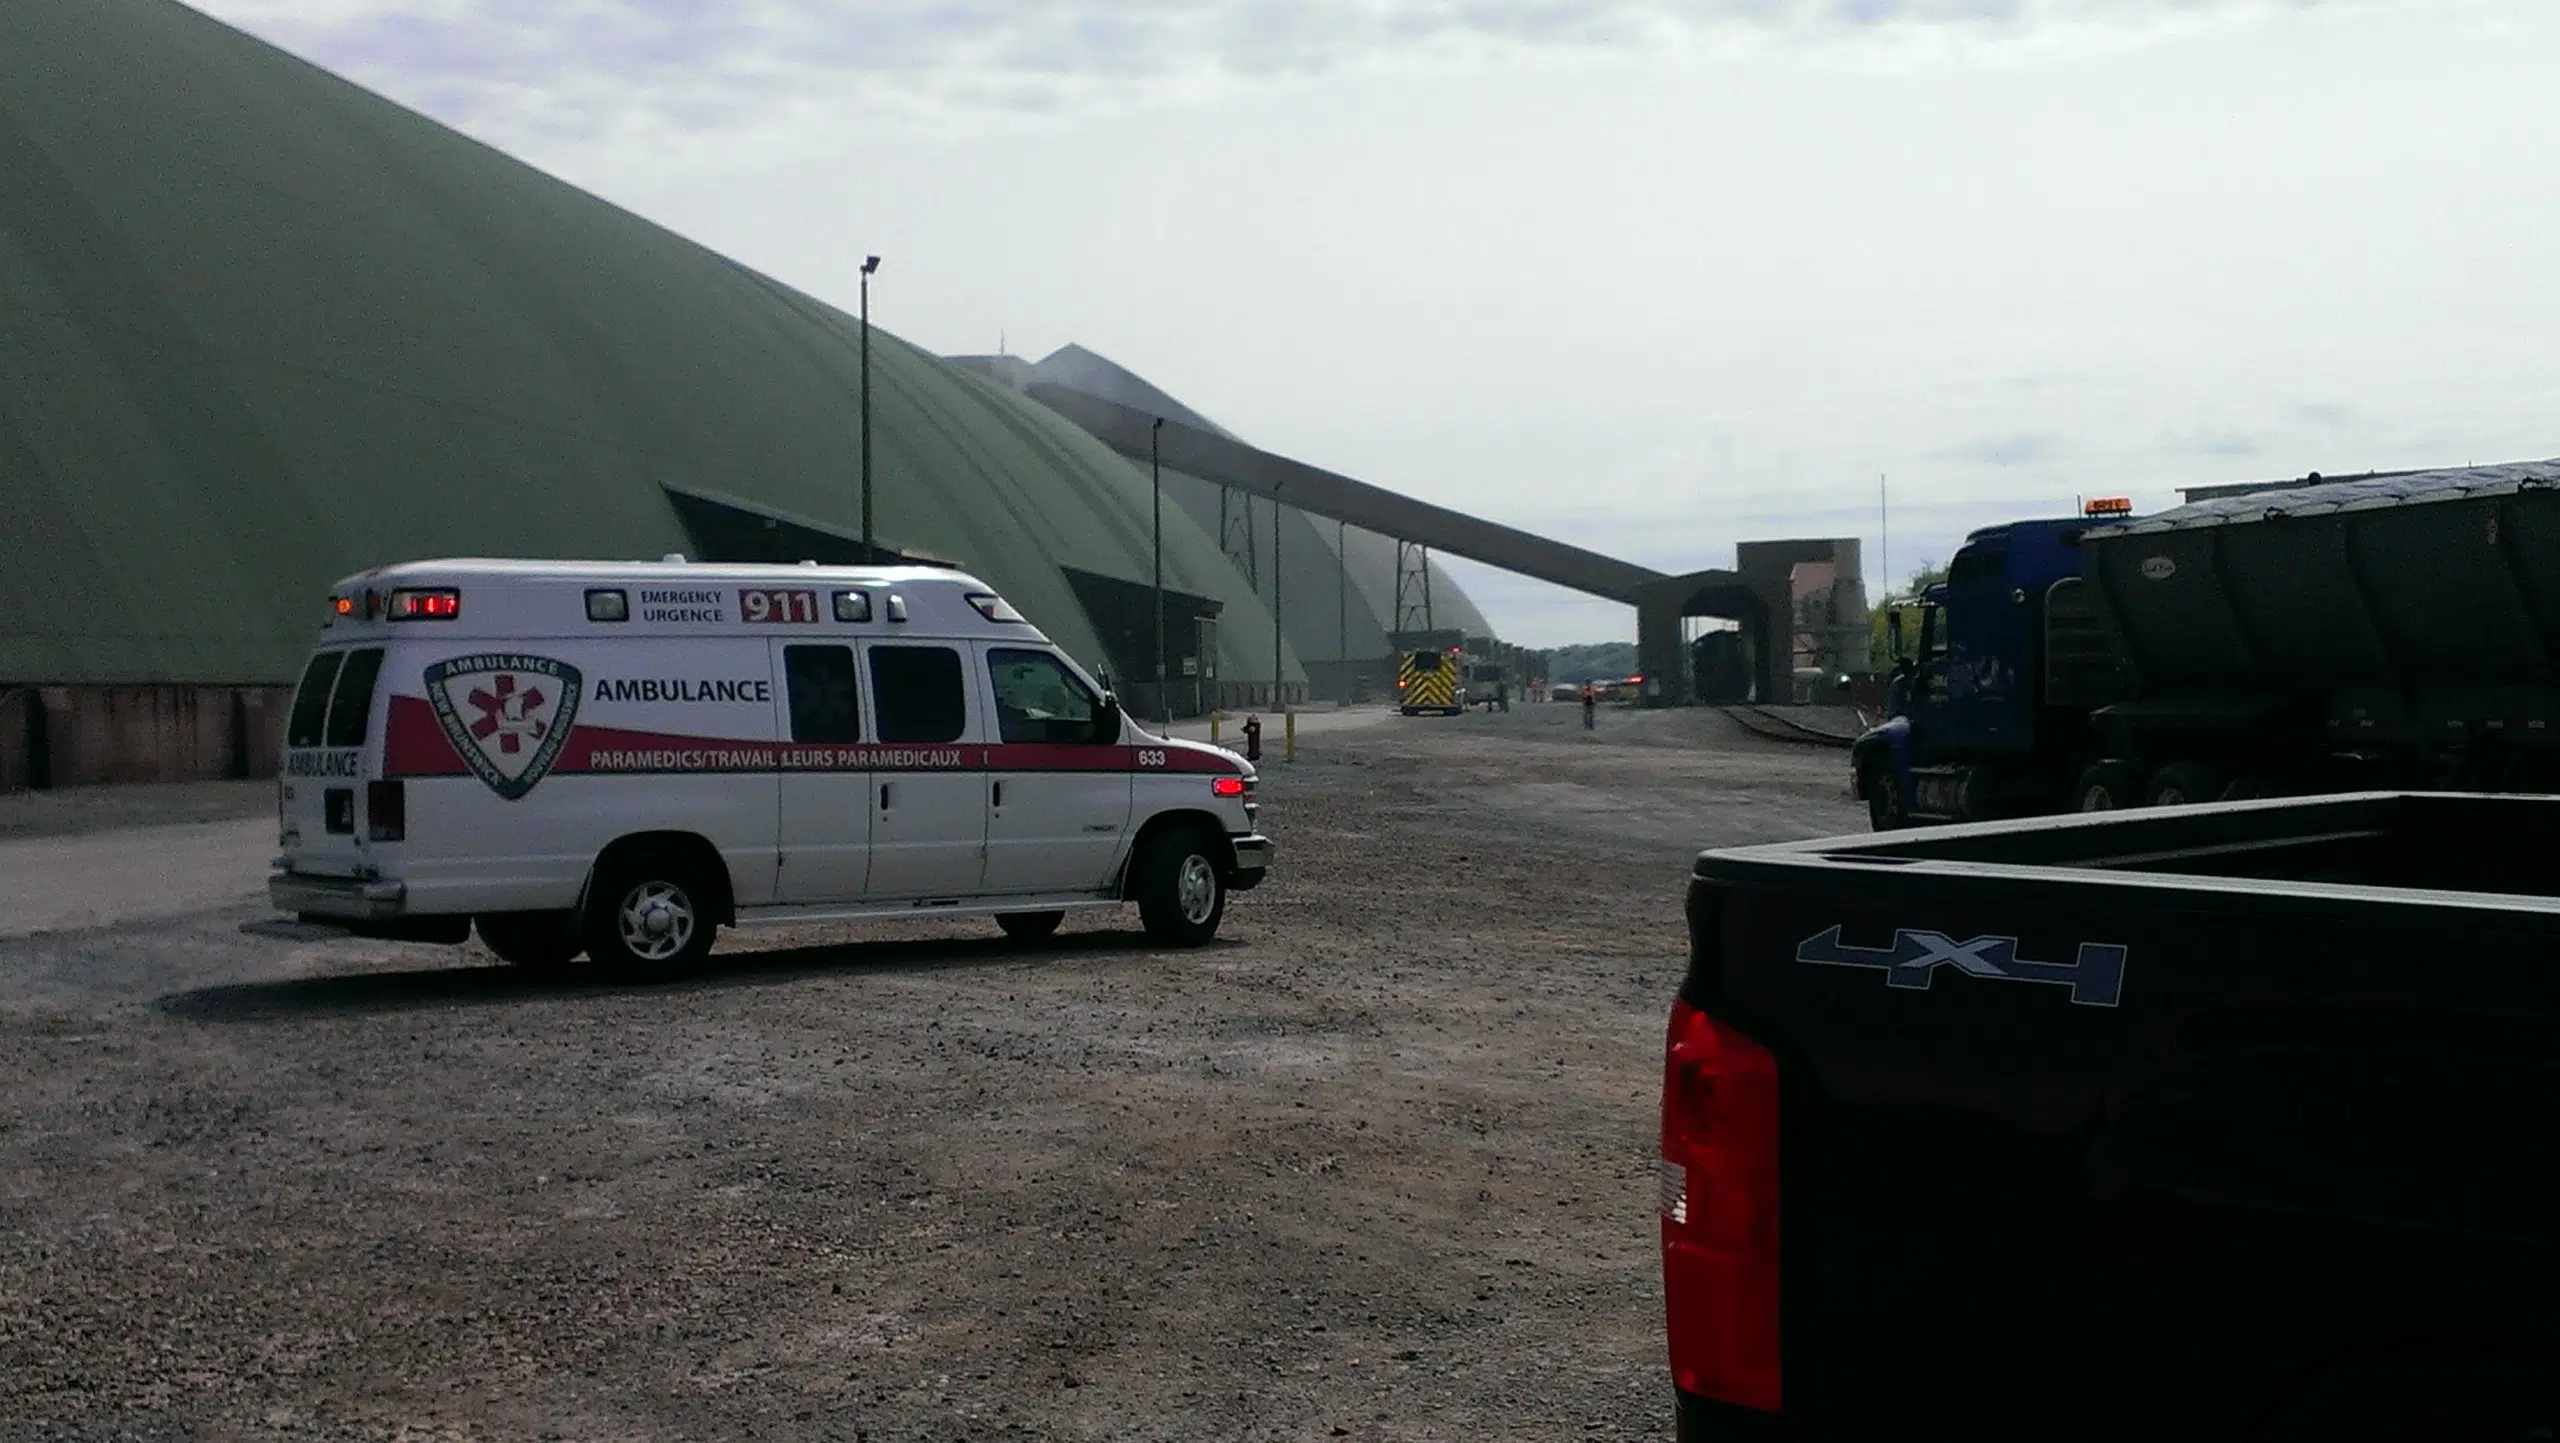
0 0 1879 791
950 345 1496 704
0 0 1299 786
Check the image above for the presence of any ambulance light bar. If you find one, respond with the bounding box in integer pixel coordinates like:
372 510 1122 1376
966 592 1026 623
2085 496 2134 517
386 587 461 621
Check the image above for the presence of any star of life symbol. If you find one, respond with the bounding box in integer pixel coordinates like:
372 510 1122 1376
472 673 548 753
424 654 582 800
1796 925 2127 1007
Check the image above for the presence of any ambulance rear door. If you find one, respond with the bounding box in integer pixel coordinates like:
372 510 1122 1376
278 643 388 878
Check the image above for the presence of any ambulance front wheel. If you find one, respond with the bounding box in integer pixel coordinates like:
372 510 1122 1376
1136 826 1226 947
584 851 718 982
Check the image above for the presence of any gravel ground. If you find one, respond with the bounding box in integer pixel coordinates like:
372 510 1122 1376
0 707 1860 1442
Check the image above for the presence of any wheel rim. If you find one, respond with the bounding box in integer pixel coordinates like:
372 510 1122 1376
2155 787 2187 806
1175 854 1218 925
2080 786 2113 811
617 880 695 961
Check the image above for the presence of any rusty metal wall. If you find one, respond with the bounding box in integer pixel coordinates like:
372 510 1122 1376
0 686 289 792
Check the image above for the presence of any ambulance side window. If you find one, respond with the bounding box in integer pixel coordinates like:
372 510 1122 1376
286 652 343 748
322 647 385 747
783 645 861 744
987 648 1096 745
869 646 967 744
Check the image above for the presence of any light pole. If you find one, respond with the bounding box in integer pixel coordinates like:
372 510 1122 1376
1151 417 1166 728
1336 517 1347 673
1270 488 1283 709
859 254 880 561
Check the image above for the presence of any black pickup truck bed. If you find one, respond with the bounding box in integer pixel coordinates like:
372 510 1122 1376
1666 792 2560 1442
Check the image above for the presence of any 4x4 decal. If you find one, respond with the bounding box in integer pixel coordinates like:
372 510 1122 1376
425 654 582 800
1796 926 2127 1007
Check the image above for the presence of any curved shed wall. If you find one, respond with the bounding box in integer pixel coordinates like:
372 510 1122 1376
0 0 1295 690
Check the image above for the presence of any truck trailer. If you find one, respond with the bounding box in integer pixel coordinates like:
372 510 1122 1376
1852 460 2560 830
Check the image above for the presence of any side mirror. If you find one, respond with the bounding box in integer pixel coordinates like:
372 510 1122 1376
1092 694 1123 743
1888 609 1905 659
1834 674 1853 693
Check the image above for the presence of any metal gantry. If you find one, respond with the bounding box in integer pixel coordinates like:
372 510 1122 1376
1394 540 1435 636
1218 485 1258 592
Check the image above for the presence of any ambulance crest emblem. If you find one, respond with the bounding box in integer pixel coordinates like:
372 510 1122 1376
424 654 583 800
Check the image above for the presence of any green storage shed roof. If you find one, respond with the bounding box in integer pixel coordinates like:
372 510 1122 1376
0 0 1297 688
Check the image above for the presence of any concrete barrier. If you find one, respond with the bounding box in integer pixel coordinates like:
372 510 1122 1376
0 689 35 792
0 685 291 792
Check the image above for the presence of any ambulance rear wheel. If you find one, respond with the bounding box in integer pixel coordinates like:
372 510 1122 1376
478 911 584 970
996 910 1064 944
585 852 716 982
1136 827 1226 947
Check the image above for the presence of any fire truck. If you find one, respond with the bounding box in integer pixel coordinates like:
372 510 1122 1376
1397 647 1464 716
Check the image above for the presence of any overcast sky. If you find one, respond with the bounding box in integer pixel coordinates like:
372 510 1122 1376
192 0 2559 647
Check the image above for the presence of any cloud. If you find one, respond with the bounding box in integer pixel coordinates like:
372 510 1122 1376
1936 431 2059 467
186 0 2412 159
2159 423 2265 457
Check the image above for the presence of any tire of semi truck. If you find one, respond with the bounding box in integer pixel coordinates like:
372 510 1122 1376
2072 761 2145 812
2221 772 2282 802
2145 759 2228 807
1861 762 1908 830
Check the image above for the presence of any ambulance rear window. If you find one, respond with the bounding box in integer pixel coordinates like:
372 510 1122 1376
323 647 386 747
287 652 343 748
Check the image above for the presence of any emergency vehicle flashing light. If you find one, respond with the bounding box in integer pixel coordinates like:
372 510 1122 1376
1212 776 1248 798
386 587 462 621
2084 496 2134 517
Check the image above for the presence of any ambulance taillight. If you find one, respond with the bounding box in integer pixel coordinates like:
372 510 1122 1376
386 588 461 621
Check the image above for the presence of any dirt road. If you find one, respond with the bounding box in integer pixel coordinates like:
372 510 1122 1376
0 708 1860 1441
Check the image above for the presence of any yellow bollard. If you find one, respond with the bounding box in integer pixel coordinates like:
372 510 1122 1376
1209 710 1220 744
1284 708 1297 761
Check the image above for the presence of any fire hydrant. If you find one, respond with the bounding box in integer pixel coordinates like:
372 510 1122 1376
1241 713 1263 762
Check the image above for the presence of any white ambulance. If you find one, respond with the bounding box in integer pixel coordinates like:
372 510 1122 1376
261 558 1271 979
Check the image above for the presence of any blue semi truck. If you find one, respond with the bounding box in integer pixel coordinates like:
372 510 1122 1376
1851 459 2560 830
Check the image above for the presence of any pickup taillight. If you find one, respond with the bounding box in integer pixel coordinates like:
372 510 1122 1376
1660 998 1782 1413
366 780 405 841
